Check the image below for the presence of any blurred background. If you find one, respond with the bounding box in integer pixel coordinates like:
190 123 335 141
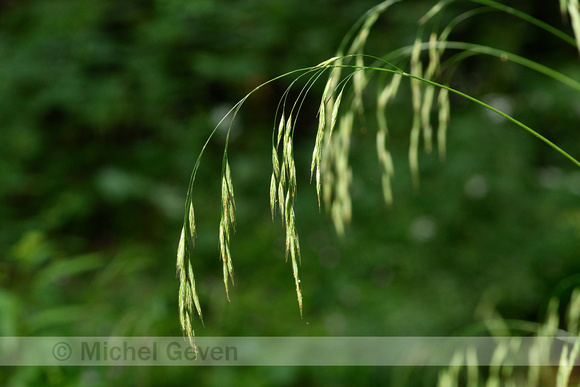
0 0 579 385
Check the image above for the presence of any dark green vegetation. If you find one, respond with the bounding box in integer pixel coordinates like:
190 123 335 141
1 0 579 385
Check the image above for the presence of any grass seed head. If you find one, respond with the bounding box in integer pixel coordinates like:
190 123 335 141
437 88 450 161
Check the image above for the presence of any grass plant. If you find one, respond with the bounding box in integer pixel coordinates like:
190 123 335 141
177 0 580 366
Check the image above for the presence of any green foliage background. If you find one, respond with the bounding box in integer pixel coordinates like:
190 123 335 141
0 0 579 385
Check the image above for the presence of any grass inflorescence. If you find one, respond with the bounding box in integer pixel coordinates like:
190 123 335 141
219 158 235 301
177 0 580 352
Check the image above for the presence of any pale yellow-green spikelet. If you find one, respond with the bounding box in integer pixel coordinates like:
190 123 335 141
381 175 393 205
377 130 394 205
315 167 321 208
410 35 423 192
283 113 292 149
421 33 440 154
567 288 580 334
419 0 449 25
433 23 450 164
288 150 296 196
557 339 580 387
331 203 344 237
328 110 353 236
339 112 354 222
347 2 384 115
219 159 236 301
287 151 295 180
281 113 297 244
311 93 325 184
284 205 291 261
272 145 280 180
179 276 197 357
376 73 401 206
285 163 296 227
377 78 393 131
269 172 277 220
177 227 185 272
527 298 559 386
437 350 463 387
488 339 511 387
353 58 366 114
321 143 334 211
276 114 285 148
293 221 301 262
313 88 344 210
392 73 402 99
226 241 233 284
326 62 342 123
221 172 229 217
437 88 450 162
279 147 287 186
555 289 580 387
319 63 341 137
556 346 570 387
280 114 292 208
177 226 201 356
409 117 421 193
177 245 188 339
288 219 303 316
377 73 402 121
273 115 285 220
329 90 343 140
376 125 390 170
311 69 333 198
284 190 291 236
411 34 423 104
278 180 285 222
187 261 203 325
465 346 480 387
420 85 433 154
178 275 187 325
221 169 228 211
218 218 230 301
555 340 580 387
270 147 280 219
188 202 196 238
348 0 386 55
225 161 235 212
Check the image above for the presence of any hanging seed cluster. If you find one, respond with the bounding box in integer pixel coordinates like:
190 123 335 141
172 0 580 352
270 113 303 315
